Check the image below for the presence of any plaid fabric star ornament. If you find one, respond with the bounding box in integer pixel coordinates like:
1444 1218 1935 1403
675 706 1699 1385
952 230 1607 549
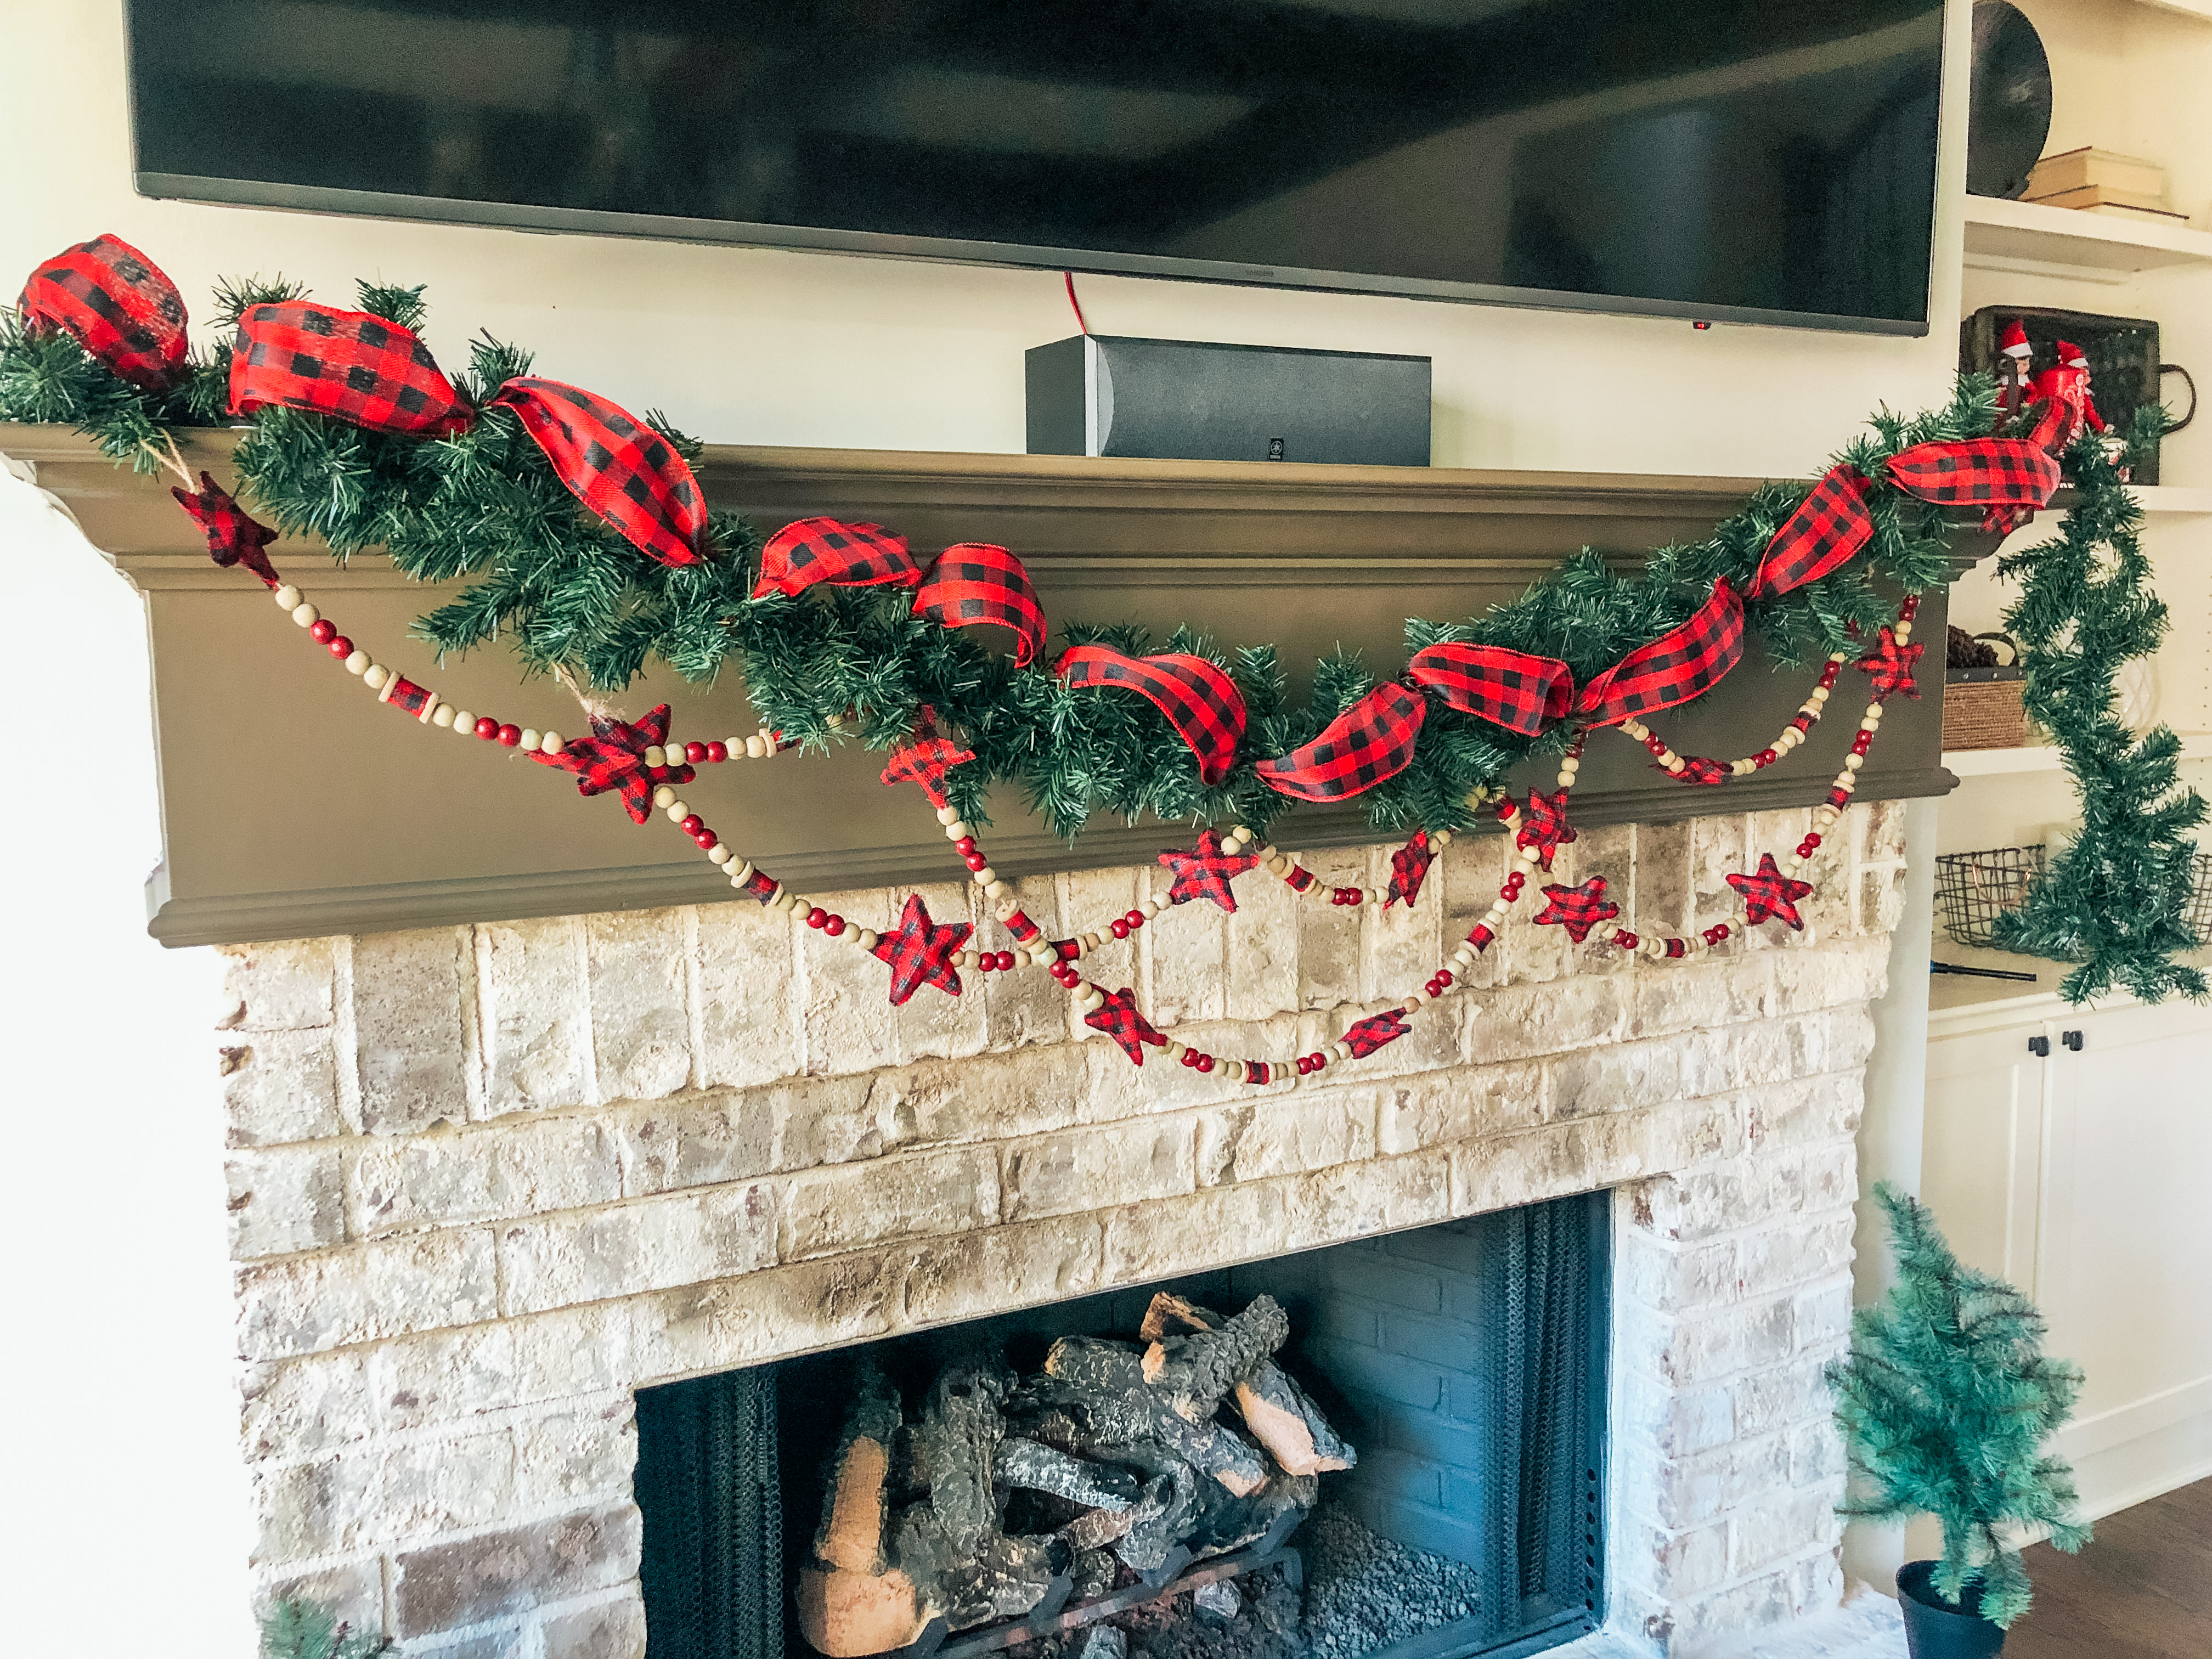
1674 755 1729 786
1158 828 1262 913
1533 876 1620 944
171 471 280 587
1387 830 1435 909
1728 853 1814 930
871 893 972 1005
881 737 976 809
1513 789 1578 871
1341 1008 1412 1059
1084 986 1166 1065
531 703 695 823
1854 626 1924 703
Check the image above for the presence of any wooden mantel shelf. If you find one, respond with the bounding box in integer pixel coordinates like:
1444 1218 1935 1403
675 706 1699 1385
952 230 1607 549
1 425 1977 946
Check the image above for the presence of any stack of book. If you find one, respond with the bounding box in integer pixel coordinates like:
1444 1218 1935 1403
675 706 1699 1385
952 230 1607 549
2024 148 2191 224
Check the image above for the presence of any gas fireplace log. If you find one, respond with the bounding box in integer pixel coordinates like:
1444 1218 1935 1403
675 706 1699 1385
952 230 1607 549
1137 1292 1355 1476
915 1364 1014 1559
994 1437 1140 1510
1061 1295 1290 1422
794 1566 932 1658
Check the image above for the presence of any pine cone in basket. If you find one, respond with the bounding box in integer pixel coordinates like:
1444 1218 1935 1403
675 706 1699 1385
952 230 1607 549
1947 625 1999 670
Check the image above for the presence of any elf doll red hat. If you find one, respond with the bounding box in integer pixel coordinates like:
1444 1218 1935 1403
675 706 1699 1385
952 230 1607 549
2056 339 2090 368
1999 318 2032 358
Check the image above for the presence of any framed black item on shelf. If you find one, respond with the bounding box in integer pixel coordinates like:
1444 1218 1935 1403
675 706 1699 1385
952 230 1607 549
1961 306 2194 484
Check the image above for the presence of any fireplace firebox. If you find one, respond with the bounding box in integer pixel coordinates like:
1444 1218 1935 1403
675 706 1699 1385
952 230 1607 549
635 1192 1607 1659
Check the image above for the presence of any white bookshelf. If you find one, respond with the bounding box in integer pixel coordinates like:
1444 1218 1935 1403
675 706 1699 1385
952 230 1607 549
1962 194 2212 282
1944 733 2212 776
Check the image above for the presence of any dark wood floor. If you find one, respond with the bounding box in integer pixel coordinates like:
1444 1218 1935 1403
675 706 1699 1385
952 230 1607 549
2004 1476 2212 1658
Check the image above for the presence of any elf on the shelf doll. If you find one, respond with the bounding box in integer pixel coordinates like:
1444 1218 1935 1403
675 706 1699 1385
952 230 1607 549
2024 339 2108 452
1995 318 2034 426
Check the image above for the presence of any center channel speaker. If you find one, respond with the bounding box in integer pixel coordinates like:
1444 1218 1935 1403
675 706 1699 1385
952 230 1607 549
1025 334 1431 466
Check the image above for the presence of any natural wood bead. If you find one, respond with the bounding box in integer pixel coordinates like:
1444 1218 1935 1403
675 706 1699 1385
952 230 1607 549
744 735 767 758
541 731 563 755
345 651 371 675
955 949 978 968
653 786 676 809
362 665 387 691
644 745 667 768
709 844 733 865
433 704 456 727
1079 988 1106 1012
855 929 878 951
1331 1040 1353 1061
1139 901 1162 920
291 602 319 627
985 880 1009 901
936 804 961 824
273 584 301 610
944 820 972 840
971 866 996 886
518 729 541 752
666 801 691 821
1165 1041 1188 1061
1431 828 1453 847
1223 1060 1244 1082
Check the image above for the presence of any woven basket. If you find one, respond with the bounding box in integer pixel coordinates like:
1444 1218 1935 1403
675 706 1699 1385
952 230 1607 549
1943 634 2028 752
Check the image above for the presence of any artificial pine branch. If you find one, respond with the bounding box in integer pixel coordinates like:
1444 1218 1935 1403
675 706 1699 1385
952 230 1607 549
1827 1183 2087 1629
1989 412 2209 1003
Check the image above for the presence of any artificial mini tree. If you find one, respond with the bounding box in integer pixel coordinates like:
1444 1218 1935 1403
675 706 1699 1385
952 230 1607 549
1827 1183 2090 1628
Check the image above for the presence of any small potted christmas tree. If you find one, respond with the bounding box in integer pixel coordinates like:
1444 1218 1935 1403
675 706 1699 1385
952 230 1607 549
1827 1183 2090 1656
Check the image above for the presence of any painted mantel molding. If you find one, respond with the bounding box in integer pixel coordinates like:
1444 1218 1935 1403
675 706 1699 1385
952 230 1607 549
1 425 1988 946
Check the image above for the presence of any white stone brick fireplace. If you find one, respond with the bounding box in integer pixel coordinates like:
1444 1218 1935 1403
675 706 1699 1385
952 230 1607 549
219 802 1906 1659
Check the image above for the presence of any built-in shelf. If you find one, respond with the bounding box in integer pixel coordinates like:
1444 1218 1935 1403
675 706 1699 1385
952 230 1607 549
2133 0 2212 21
2127 485 2212 515
1946 733 2212 777
1962 194 2212 283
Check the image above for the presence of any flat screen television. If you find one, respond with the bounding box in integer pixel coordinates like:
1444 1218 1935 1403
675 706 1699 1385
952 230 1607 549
126 1 1945 335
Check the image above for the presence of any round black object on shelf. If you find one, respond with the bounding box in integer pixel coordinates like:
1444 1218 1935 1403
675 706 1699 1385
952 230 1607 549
1968 1 2053 199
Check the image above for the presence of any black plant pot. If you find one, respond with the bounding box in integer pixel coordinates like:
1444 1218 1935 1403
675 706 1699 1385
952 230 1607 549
1898 1561 2006 1658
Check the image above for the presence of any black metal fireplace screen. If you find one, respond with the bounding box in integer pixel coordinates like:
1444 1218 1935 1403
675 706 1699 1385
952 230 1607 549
636 1190 1607 1659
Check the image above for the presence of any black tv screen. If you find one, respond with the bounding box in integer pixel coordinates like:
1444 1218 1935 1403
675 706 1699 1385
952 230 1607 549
127 1 1944 334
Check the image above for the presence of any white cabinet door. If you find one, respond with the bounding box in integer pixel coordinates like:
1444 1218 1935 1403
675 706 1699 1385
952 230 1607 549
2036 1001 2212 1511
1923 1022 2050 1293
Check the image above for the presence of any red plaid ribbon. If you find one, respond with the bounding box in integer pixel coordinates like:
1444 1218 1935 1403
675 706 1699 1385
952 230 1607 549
230 302 473 437
753 517 926 599
1256 683 1426 803
17 235 187 392
1057 646 1247 786
1886 438 2059 509
171 471 281 587
490 379 708 568
913 543 1047 667
1575 579 1745 729
1406 642 1572 736
1749 465 1875 597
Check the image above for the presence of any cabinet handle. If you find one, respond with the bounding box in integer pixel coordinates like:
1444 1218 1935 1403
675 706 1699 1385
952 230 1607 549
2062 1030 2084 1051
2028 1035 2051 1057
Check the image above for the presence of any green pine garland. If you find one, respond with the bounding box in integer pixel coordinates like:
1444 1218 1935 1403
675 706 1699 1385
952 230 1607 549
1988 414 2209 1004
1828 1183 2088 1628
6 269 2200 998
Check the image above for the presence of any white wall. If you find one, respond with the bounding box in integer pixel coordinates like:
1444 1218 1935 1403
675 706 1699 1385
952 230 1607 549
0 2 1992 1647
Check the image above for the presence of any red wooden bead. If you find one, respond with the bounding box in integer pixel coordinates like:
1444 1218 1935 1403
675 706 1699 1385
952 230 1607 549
954 836 978 855
1711 923 1731 941
1180 1048 1198 1068
997 951 1015 972
1294 1055 1310 1075
824 915 845 938
706 741 729 763
1436 969 1453 988
496 724 522 747
803 907 823 928
963 851 989 872
683 741 706 764
1757 748 1777 766
693 831 717 850
1308 1051 1327 1070
1110 918 1130 940
326 636 353 659
1612 929 1638 950
1195 1054 1214 1073
475 716 500 740
309 618 336 644
680 814 705 836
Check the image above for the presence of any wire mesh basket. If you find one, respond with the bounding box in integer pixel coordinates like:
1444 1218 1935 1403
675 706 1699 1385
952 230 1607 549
1934 844 2046 949
1937 846 2212 950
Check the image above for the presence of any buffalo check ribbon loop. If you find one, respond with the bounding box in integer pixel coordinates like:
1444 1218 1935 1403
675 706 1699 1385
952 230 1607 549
489 378 709 568
1256 682 1426 803
1405 642 1573 736
230 301 475 437
912 542 1047 667
1057 645 1248 786
1749 465 1876 598
16 234 188 392
753 517 927 599
1885 438 2060 509
1575 579 1746 730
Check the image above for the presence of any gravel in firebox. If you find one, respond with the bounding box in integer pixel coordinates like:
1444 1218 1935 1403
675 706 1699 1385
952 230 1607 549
1298 1501 1482 1656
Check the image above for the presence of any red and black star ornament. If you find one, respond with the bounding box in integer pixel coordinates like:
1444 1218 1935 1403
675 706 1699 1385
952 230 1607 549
880 736 977 809
1726 853 1815 930
1341 1008 1413 1058
1387 830 1435 909
1084 986 1166 1065
1514 788 1578 871
172 471 281 586
533 703 695 824
870 892 973 1005
1853 626 1924 704
1158 828 1263 913
1532 876 1621 944
1674 755 1729 786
